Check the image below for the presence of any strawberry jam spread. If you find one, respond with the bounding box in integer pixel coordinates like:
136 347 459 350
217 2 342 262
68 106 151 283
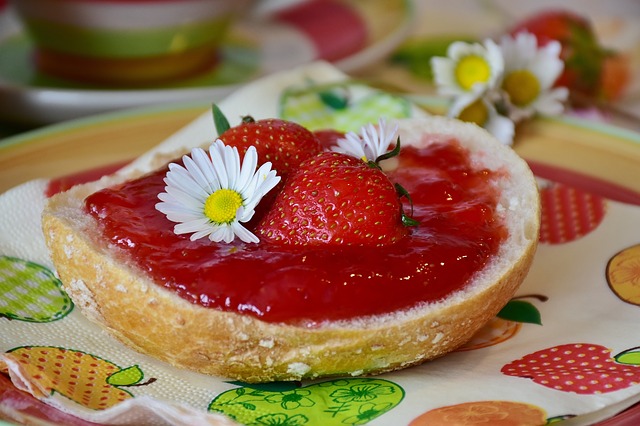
85 140 506 325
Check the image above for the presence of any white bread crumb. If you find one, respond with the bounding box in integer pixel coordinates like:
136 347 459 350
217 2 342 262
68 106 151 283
287 362 311 376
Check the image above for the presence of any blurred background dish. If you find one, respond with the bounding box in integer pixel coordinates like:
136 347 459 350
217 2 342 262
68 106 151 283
9 0 252 86
368 0 640 131
0 0 415 127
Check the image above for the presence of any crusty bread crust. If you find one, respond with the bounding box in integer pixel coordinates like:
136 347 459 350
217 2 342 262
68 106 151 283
42 117 540 382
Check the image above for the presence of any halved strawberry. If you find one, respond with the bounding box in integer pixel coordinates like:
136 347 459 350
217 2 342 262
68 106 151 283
256 151 411 246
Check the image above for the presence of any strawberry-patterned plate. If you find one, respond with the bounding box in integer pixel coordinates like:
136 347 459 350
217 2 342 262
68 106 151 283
1 85 640 425
0 0 414 127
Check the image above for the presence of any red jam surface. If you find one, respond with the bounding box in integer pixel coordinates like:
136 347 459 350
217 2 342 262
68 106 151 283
85 140 507 325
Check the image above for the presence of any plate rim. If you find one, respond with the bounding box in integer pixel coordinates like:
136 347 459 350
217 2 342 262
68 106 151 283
1 95 640 197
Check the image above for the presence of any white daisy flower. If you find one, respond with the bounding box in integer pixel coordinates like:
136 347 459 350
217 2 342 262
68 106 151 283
431 39 504 99
450 95 515 146
499 31 569 122
156 139 280 244
331 117 399 162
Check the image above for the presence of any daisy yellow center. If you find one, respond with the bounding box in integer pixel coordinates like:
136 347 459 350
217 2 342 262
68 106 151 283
502 70 540 106
455 55 491 90
458 99 489 126
204 189 243 224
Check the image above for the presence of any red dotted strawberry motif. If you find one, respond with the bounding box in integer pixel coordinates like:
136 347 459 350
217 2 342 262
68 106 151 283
538 181 606 244
501 343 640 394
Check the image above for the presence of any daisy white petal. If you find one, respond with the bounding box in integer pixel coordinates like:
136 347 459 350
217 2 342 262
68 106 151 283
221 142 241 190
237 146 259 194
155 202 203 223
499 32 567 120
530 41 564 88
484 111 516 146
209 140 230 189
236 205 255 223
156 140 280 244
182 151 213 192
451 95 515 146
256 167 281 196
174 218 207 232
432 39 504 98
531 87 569 117
211 226 234 244
331 117 399 162
161 185 204 210
243 166 280 214
332 132 367 159
448 91 483 119
165 163 210 201
189 147 220 193
363 118 399 160
252 164 281 198
231 222 259 244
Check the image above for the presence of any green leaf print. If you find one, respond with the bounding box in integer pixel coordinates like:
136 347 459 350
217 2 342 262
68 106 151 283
280 81 412 133
0 255 73 322
209 378 404 425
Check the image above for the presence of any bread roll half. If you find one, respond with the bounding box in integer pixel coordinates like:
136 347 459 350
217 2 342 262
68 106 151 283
42 116 540 382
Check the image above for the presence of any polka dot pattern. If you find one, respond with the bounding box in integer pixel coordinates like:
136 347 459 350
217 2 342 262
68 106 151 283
7 346 134 410
501 343 640 394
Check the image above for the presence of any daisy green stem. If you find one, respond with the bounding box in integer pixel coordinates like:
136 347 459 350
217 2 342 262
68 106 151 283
375 137 401 164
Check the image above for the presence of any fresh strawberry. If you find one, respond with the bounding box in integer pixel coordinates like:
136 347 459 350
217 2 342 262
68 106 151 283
599 52 631 102
510 9 593 49
501 343 640 394
510 9 630 102
256 151 411 246
212 106 323 226
215 108 322 180
313 128 345 150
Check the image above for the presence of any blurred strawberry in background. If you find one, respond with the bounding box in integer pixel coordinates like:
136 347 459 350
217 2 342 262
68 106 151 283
509 9 631 104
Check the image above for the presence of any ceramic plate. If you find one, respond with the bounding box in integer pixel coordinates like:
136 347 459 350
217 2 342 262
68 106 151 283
2 101 640 425
1 102 640 426
0 0 414 126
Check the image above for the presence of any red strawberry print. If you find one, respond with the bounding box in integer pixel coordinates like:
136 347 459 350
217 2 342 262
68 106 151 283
218 116 322 180
501 343 640 395
538 181 606 244
256 151 410 246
